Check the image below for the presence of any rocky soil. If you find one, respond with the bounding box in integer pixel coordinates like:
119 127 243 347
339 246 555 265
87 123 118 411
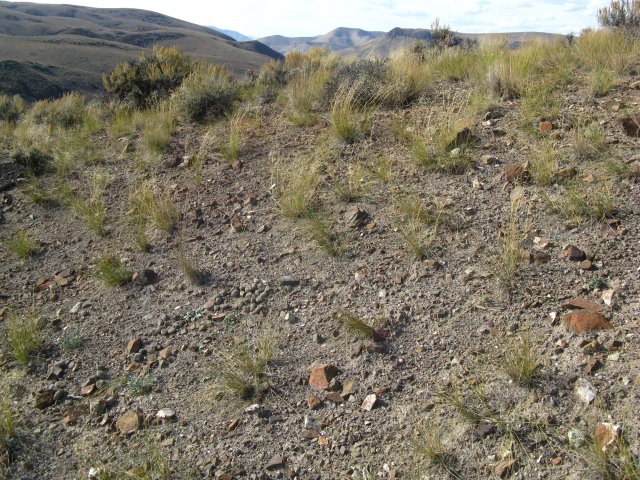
1 73 640 480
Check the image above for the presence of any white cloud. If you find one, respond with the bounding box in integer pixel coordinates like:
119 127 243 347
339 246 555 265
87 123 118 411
10 0 611 37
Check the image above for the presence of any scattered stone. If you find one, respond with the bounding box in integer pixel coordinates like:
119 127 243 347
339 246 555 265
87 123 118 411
116 409 142 434
533 237 552 249
302 429 319 439
557 167 577 179
309 364 339 391
132 269 157 286
69 302 83 314
477 424 497 438
230 218 245 233
156 408 176 420
266 455 285 471
127 338 143 355
35 390 55 410
561 297 602 311
47 365 64 380
63 404 90 426
361 393 378 411
304 415 321 432
561 245 586 261
495 459 516 478
344 206 371 229
307 395 322 410
324 392 344 404
564 310 612 333
279 276 300 287
621 116 640 137
602 289 615 307
575 378 597 404
579 260 593 271
595 423 621 452
447 127 477 150
341 380 354 398
80 384 96 396
504 163 524 183
480 155 499 165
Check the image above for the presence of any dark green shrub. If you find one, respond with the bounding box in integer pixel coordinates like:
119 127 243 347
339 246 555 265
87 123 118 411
103 45 193 108
171 63 236 122
11 147 51 175
0 95 25 123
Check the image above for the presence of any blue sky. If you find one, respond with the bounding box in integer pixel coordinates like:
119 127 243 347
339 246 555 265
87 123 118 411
13 0 610 37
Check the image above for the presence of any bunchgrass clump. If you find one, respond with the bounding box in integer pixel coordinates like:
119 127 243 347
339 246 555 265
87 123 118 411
272 156 320 219
571 121 608 161
582 428 640 480
304 214 343 256
126 373 154 396
4 309 43 365
211 328 277 400
220 109 246 162
129 182 179 234
94 254 131 286
0 398 17 473
549 182 616 223
491 197 526 291
409 427 458 478
285 68 330 126
588 68 618 97
6 230 38 259
335 310 375 339
503 333 540 388
177 247 208 285
329 81 378 142
334 164 367 202
528 140 559 186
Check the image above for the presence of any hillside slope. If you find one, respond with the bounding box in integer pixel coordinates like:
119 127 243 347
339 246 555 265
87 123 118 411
0 1 282 100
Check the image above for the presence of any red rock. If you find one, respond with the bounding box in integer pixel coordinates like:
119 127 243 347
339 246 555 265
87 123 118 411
561 297 602 311
158 347 173 360
308 364 339 390
564 310 612 333
561 245 586 261
495 459 516 478
539 121 554 133
584 358 603 375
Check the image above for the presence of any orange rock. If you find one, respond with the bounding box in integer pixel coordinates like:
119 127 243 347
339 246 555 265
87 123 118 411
539 121 554 133
595 423 620 452
564 310 612 333
309 364 339 390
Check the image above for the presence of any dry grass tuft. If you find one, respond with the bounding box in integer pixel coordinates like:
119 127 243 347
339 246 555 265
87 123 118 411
5 230 38 259
94 254 131 286
4 309 43 365
503 333 541 388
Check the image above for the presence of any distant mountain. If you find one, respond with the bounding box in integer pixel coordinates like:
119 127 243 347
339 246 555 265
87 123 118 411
260 27 561 58
260 27 385 55
0 1 282 100
208 26 254 42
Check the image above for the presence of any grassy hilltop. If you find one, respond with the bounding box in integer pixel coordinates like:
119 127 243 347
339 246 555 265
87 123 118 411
1 3 640 479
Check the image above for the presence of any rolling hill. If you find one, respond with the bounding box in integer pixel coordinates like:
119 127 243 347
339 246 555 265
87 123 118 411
260 26 561 57
0 1 282 100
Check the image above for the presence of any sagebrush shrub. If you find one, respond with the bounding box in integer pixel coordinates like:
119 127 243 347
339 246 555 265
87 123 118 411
598 0 640 30
171 62 236 122
0 95 25 123
103 45 192 108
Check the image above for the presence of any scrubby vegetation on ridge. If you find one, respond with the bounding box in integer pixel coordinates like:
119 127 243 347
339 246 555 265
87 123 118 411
1 5 640 478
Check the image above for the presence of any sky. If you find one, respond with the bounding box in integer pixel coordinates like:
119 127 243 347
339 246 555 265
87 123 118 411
12 0 611 38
